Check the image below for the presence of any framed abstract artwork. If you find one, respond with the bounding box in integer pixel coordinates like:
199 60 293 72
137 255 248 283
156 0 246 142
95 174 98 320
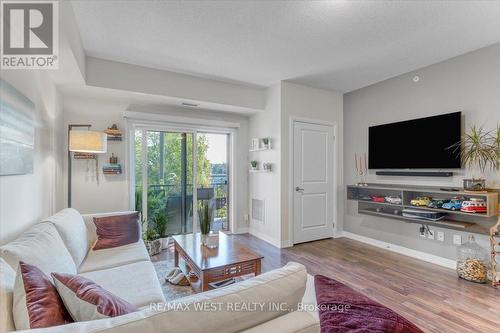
0 79 35 176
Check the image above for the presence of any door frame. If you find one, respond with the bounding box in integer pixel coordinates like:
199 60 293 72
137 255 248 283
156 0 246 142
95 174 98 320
288 117 338 245
126 119 235 234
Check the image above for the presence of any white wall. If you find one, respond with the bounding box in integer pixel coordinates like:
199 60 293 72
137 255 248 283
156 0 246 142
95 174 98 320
0 71 64 245
343 43 500 259
63 97 250 232
248 81 343 247
248 83 282 246
281 82 343 245
63 97 130 213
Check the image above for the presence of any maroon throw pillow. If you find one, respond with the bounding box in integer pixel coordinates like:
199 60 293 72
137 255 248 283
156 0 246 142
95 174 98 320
314 275 424 333
51 273 137 321
14 262 73 330
92 212 140 250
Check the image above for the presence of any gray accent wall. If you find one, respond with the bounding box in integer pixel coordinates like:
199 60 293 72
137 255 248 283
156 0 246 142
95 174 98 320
343 43 500 260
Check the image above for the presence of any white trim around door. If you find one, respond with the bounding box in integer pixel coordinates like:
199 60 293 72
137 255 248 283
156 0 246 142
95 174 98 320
288 117 338 245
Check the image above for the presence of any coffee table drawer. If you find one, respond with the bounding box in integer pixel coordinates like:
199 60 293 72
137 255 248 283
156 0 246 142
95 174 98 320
206 261 258 281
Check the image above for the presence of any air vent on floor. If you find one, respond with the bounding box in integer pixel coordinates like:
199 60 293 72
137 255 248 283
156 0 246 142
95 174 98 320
252 199 265 223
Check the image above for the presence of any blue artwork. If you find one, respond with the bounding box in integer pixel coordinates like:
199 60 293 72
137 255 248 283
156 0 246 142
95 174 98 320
0 79 35 175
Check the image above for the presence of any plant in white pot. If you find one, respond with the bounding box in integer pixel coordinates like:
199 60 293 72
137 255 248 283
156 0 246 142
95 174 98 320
154 212 169 250
450 125 498 191
198 201 217 248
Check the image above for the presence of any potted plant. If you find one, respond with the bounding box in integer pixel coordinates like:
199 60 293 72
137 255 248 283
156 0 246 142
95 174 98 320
250 160 258 170
198 201 216 247
154 212 169 250
261 137 270 149
450 125 499 191
143 219 161 256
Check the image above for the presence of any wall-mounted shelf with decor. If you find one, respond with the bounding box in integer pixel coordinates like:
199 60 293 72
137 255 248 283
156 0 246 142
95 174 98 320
347 183 499 235
103 163 122 175
250 137 271 152
249 169 272 173
105 124 122 141
249 147 271 152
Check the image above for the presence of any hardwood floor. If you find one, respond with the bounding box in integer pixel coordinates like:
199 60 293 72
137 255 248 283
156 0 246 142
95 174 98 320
154 234 500 333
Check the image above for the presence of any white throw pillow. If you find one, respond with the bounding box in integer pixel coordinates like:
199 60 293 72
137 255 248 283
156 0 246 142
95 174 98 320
0 258 16 333
0 223 77 277
44 208 89 267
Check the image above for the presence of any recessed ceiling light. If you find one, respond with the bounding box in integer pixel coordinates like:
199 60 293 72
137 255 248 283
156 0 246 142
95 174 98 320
181 102 199 107
413 75 420 83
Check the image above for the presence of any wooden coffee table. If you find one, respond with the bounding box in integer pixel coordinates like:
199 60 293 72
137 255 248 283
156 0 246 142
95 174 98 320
173 232 263 292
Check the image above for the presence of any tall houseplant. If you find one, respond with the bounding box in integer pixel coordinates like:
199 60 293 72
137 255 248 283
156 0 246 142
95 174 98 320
198 201 212 235
154 212 169 249
450 125 498 191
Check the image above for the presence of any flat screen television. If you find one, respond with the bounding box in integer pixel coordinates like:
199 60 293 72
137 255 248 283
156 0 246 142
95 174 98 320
368 112 461 169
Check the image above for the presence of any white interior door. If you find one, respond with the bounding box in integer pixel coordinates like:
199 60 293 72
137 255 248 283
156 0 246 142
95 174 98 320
293 120 335 244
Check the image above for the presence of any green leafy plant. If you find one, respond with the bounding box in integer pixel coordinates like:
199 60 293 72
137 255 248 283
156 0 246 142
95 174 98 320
154 211 168 238
143 227 158 241
262 137 269 145
250 160 258 168
198 201 212 235
494 125 500 170
450 125 498 178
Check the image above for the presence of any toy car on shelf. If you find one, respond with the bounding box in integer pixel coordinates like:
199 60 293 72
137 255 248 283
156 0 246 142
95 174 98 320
358 194 372 201
371 196 386 203
385 196 402 204
410 196 432 206
427 199 450 209
442 197 465 211
460 198 487 213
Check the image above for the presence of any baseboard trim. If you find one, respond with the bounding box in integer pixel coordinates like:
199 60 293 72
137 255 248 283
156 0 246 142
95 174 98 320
281 239 293 248
340 231 456 269
248 229 281 248
232 227 249 234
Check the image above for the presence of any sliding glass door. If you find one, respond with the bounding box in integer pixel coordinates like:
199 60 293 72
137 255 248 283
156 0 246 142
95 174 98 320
134 128 229 236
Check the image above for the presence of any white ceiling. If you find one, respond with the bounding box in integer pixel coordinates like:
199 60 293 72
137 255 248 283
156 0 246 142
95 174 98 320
71 0 500 92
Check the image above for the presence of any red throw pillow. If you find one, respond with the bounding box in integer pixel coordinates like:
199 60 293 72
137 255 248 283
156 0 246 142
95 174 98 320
13 262 73 330
92 212 140 250
51 273 138 321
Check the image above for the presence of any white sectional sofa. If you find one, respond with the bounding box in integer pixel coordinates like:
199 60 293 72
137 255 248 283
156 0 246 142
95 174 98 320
0 209 319 333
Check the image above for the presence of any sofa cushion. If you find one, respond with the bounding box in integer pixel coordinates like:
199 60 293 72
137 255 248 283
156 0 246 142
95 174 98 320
13 262 73 330
0 258 16 333
78 240 150 273
6 262 307 333
93 212 140 250
0 223 77 276
82 211 140 250
80 261 165 308
44 208 89 267
52 273 138 321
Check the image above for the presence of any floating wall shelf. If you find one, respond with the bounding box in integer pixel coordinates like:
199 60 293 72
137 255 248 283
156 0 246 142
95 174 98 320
249 169 272 173
347 183 499 235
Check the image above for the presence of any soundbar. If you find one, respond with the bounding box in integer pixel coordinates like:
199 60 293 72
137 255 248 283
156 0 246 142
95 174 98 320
375 171 453 177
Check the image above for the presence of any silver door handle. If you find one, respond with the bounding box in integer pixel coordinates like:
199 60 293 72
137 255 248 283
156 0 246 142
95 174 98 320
295 187 304 192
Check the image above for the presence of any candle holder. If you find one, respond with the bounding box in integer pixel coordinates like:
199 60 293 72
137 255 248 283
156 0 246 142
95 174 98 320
355 153 368 186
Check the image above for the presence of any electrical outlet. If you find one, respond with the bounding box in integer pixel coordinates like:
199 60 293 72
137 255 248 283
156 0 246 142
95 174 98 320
453 234 462 245
427 229 435 240
437 231 445 242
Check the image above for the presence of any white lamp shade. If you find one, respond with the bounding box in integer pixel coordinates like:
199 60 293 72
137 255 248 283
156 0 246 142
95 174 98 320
69 130 107 153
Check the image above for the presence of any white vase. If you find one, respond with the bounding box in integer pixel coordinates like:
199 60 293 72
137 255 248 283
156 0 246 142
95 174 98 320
161 237 170 250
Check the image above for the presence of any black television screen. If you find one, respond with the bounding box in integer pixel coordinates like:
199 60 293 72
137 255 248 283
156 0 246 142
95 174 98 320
368 112 461 169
